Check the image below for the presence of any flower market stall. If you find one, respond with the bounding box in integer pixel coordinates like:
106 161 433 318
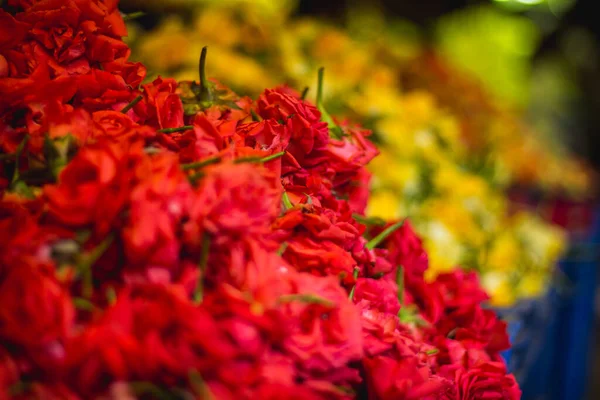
0 0 525 399
1 0 598 399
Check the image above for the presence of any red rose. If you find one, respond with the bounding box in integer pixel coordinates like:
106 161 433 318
175 115 226 163
379 220 429 286
194 163 281 238
353 278 401 315
141 77 185 129
447 362 521 400
364 355 451 400
0 257 74 350
92 110 155 141
64 283 236 396
0 198 67 268
101 59 146 88
257 87 329 157
0 349 20 397
0 10 30 52
81 21 130 63
73 69 131 111
281 273 363 379
44 139 142 235
236 118 291 153
122 152 196 274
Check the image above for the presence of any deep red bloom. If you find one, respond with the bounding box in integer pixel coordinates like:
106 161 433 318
141 77 185 130
281 273 363 383
364 355 450 400
92 110 155 141
442 362 521 400
122 152 196 274
44 139 143 235
0 257 74 351
194 162 281 238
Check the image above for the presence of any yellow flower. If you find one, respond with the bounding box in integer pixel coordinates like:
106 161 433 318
516 272 547 299
367 191 401 221
486 232 520 272
482 272 516 307
420 220 463 280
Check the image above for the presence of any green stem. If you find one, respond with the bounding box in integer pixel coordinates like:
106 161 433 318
73 297 95 311
365 219 406 250
11 135 29 185
234 151 285 164
352 213 387 227
189 370 213 399
278 293 335 307
120 94 143 113
315 68 343 140
250 109 262 122
181 156 221 171
277 242 289 256
260 151 285 163
194 234 211 304
396 265 405 305
316 67 325 107
78 234 114 298
106 286 117 305
300 86 309 101
157 125 194 134
198 46 212 103
281 191 294 211
348 267 360 301
122 11 146 21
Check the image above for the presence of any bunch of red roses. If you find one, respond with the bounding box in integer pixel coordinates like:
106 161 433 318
0 0 521 399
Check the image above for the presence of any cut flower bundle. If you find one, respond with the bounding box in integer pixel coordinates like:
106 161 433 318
0 1 520 399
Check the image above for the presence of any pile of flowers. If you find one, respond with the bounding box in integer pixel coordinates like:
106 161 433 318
0 0 520 399
125 1 580 306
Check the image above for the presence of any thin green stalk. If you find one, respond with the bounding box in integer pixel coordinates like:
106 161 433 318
157 125 194 134
365 219 406 250
120 94 143 113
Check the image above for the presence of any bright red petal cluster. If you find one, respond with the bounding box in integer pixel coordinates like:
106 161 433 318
0 1 520 399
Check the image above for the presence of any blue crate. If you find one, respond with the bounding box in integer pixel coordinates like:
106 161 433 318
551 206 600 400
494 204 600 400
495 288 561 400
